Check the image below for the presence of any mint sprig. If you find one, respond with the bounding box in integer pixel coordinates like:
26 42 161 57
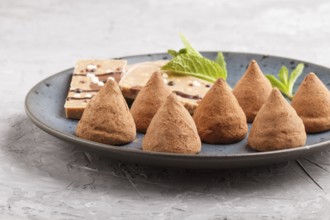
215 52 227 77
161 34 227 82
162 54 226 83
179 34 201 57
265 63 304 99
167 49 187 57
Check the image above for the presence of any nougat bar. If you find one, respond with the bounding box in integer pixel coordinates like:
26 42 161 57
120 60 212 114
64 59 127 119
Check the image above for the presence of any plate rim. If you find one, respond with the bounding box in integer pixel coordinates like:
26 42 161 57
24 51 330 162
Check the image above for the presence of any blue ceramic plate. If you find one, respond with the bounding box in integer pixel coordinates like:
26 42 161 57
25 52 330 169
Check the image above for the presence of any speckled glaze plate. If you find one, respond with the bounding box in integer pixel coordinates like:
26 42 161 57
25 52 330 169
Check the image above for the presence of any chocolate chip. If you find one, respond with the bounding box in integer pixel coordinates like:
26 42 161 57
79 80 86 83
168 81 175 86
205 84 211 88
86 68 96 72
74 88 83 93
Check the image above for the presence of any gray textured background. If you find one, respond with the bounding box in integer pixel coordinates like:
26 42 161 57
2 0 330 219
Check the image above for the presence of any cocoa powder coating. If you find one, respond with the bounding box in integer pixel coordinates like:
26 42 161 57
76 80 136 145
248 88 306 151
291 72 330 133
142 93 201 154
193 78 248 144
233 60 272 122
130 72 172 133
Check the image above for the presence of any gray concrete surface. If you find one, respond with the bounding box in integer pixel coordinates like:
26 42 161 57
1 0 330 219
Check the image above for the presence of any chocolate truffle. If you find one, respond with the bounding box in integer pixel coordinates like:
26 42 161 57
76 79 136 145
248 88 306 151
130 72 171 133
233 60 272 122
142 93 201 154
291 73 330 133
193 78 248 144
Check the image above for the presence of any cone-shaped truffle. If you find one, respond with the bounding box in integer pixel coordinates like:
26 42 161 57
291 73 330 133
248 88 306 151
193 79 248 144
76 80 136 145
233 60 272 122
130 72 172 133
142 93 201 154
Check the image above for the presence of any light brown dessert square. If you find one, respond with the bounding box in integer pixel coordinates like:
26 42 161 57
64 59 127 119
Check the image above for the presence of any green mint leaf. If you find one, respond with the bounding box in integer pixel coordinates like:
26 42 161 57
161 53 226 82
288 63 304 95
265 74 290 97
265 63 304 99
278 66 289 86
165 34 227 82
179 33 202 57
168 49 178 57
215 52 227 78
178 48 187 55
167 48 188 57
